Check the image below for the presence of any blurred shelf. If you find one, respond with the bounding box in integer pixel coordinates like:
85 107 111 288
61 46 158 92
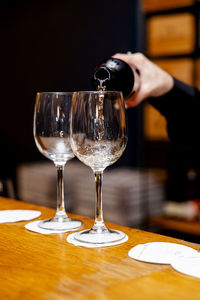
147 13 196 57
143 0 195 13
150 215 200 236
144 1 200 143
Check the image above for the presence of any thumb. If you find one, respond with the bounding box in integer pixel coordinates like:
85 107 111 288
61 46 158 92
125 91 147 108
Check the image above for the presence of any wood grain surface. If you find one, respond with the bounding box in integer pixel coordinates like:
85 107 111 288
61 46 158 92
0 197 200 299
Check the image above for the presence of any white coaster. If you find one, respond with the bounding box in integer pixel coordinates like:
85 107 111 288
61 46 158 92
0 210 41 223
128 242 199 264
66 232 128 248
171 256 200 279
25 220 73 234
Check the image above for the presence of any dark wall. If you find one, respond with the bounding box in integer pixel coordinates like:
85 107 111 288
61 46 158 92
0 0 142 176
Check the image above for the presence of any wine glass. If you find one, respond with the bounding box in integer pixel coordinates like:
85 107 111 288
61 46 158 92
70 91 128 245
34 92 82 231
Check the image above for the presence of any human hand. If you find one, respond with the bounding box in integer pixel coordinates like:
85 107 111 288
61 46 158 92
112 52 174 108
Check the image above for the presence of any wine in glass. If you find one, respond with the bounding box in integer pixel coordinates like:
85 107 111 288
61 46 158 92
70 91 128 245
34 92 82 231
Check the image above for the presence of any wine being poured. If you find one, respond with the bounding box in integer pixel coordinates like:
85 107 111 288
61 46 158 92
70 91 128 246
94 90 105 141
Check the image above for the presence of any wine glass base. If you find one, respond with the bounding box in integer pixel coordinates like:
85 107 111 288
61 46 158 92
73 228 126 245
38 217 82 231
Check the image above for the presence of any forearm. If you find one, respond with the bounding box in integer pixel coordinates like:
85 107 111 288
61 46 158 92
148 78 200 145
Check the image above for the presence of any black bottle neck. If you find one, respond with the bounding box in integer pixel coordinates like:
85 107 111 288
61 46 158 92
92 58 134 98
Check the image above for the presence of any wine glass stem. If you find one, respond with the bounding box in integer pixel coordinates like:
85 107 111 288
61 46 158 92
93 171 106 231
55 164 67 218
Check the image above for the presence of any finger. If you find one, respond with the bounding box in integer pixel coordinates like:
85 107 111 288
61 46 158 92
112 53 131 64
125 90 148 108
112 53 141 73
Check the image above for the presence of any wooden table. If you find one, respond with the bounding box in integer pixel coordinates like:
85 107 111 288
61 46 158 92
1 197 200 300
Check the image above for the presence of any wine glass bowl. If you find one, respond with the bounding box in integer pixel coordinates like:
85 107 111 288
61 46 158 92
34 92 82 231
70 91 128 245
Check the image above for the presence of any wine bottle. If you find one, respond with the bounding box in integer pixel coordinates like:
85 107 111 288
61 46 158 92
92 57 140 98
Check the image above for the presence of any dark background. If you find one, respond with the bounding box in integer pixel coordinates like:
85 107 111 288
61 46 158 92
0 0 143 184
1 0 200 206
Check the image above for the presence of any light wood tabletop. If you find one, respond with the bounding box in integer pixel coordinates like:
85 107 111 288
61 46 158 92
0 196 200 300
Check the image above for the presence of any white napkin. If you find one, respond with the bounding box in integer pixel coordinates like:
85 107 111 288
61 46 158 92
0 210 41 223
67 232 128 248
128 242 199 264
171 256 200 279
25 220 73 234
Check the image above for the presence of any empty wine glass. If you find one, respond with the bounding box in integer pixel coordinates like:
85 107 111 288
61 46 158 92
34 92 82 231
70 91 128 245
